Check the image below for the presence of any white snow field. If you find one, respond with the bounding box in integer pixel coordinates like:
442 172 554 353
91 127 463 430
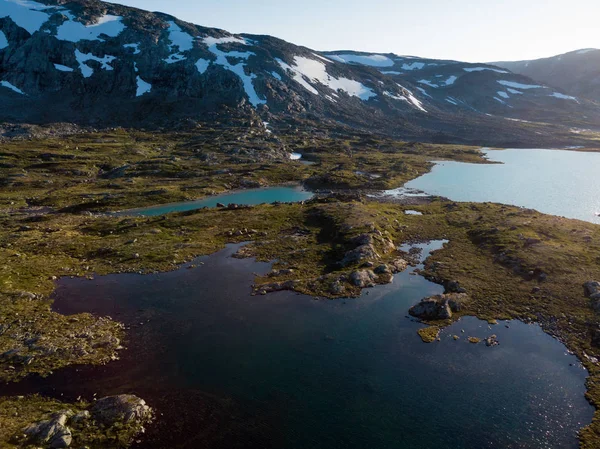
328 53 394 67
277 56 376 101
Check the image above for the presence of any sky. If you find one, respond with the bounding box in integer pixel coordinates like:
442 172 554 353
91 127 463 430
116 0 599 63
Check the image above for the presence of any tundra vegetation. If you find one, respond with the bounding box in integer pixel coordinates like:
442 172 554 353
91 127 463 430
0 123 599 448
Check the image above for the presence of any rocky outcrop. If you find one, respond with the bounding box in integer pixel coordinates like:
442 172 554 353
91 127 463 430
584 281 600 313
340 243 379 267
21 395 151 449
409 293 468 320
485 334 499 347
24 410 73 449
90 395 152 426
350 270 377 288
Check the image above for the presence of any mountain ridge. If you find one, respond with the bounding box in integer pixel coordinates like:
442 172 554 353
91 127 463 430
0 0 598 146
493 48 600 103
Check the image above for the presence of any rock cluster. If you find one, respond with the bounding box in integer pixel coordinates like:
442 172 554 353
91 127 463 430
409 293 468 320
24 410 73 449
22 395 151 448
485 335 499 346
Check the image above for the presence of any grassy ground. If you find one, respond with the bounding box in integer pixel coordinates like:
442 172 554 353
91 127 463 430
1 127 600 447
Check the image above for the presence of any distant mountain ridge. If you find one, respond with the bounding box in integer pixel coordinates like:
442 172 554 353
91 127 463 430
493 49 600 103
0 0 598 145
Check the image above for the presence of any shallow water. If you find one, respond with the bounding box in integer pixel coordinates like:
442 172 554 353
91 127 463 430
392 148 600 224
7 242 591 449
118 185 313 216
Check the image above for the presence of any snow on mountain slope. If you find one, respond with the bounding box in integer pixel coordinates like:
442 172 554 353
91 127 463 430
324 50 591 116
0 0 598 141
493 49 600 103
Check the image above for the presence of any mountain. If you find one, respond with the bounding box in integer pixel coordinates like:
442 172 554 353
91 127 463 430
493 49 600 102
0 0 599 145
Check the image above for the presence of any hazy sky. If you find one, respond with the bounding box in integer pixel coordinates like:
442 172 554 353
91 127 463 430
117 0 599 62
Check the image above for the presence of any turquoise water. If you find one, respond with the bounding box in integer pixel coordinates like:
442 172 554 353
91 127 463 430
392 149 600 224
23 242 592 449
118 186 313 216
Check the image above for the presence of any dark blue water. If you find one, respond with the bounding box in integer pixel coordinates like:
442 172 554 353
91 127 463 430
388 148 600 224
118 186 313 216
42 243 593 449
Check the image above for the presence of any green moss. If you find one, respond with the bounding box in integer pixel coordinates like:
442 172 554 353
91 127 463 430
418 327 440 343
2 128 600 447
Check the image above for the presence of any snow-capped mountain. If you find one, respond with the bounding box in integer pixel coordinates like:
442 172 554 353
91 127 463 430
493 49 600 103
0 0 598 144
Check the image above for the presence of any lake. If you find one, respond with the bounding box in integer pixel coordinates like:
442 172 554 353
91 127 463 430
5 242 591 449
118 186 314 216
385 148 600 224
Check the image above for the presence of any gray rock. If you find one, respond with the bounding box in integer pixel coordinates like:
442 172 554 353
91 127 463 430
340 244 379 267
91 395 151 426
70 410 90 424
390 258 408 273
329 280 346 295
24 410 73 448
374 264 391 275
485 335 499 347
584 281 600 299
350 270 377 288
409 293 468 320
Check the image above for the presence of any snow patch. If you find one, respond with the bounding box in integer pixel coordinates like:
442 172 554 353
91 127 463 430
195 58 210 74
463 67 509 74
418 79 439 88
136 76 151 97
444 75 457 86
166 21 194 52
402 62 425 70
54 63 73 72
506 88 522 95
270 71 282 81
577 48 597 55
277 58 319 95
497 80 543 89
395 84 427 112
124 43 141 54
203 35 265 107
380 70 402 75
416 86 431 98
0 80 24 94
550 92 578 101
0 30 8 49
497 91 509 99
74 49 116 78
277 56 376 101
56 14 125 42
164 53 186 64
494 96 506 104
445 97 458 105
312 53 333 63
328 53 394 67
0 0 53 34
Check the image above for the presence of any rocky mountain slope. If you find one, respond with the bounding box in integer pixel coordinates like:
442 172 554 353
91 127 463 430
494 49 600 102
0 0 599 144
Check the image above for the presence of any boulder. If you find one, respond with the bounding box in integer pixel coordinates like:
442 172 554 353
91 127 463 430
340 244 379 267
24 410 73 448
390 258 408 273
584 281 600 299
374 264 391 275
409 293 468 320
329 280 346 295
485 335 499 347
350 270 377 288
444 280 467 294
90 395 151 426
584 281 600 312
